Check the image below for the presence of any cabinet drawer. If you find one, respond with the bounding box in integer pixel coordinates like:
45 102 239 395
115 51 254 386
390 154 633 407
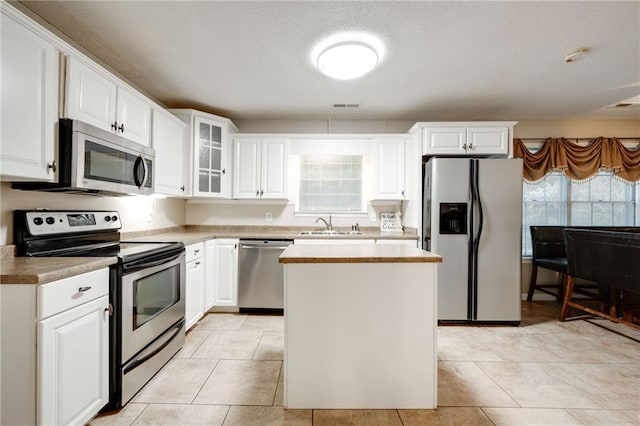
37 268 109 320
186 242 205 263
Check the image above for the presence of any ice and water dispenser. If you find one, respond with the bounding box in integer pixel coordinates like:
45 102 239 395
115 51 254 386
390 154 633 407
439 203 467 234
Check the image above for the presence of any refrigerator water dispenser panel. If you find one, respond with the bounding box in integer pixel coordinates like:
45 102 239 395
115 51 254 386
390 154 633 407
439 203 467 234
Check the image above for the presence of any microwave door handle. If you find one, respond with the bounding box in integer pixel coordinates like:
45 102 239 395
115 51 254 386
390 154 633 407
140 156 149 187
133 156 147 188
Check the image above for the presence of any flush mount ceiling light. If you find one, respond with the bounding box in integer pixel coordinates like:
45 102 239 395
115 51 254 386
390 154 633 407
317 42 378 80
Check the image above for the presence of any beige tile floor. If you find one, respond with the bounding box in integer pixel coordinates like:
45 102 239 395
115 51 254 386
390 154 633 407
90 302 640 425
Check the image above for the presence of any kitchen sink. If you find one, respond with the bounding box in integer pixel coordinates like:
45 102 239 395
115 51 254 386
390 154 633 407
298 230 363 235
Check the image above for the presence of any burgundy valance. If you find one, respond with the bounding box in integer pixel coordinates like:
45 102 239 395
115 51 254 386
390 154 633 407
513 137 640 182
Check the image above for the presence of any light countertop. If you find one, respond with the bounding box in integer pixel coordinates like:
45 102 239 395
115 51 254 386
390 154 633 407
123 226 418 246
279 244 442 264
1 257 117 285
1 226 418 284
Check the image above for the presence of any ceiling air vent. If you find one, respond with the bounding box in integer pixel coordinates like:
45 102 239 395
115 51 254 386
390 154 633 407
332 103 360 109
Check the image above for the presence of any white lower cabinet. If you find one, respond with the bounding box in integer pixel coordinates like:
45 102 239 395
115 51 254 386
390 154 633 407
204 240 216 311
0 268 110 425
213 239 238 307
38 295 109 425
185 242 205 331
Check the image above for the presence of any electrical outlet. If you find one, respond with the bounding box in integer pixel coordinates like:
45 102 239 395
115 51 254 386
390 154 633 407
369 211 377 222
265 212 272 222
146 211 153 222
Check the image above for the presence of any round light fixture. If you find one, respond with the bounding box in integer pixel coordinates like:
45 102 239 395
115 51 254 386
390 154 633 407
317 42 378 80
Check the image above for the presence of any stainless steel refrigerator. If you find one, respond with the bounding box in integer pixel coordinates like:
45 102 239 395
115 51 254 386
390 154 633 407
423 157 522 324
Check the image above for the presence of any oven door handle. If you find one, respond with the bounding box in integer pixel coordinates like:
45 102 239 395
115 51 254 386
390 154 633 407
122 250 184 274
122 318 185 375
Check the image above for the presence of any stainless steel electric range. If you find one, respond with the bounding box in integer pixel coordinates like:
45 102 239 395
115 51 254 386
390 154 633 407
14 210 186 410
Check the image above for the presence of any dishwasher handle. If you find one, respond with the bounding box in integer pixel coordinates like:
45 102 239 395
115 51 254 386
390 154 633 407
240 245 290 250
239 240 293 250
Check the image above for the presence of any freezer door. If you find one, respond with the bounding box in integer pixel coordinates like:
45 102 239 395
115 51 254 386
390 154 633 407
430 158 471 320
474 159 522 321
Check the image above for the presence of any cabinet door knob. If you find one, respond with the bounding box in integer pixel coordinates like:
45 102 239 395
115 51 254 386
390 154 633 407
256 190 259 196
234 243 237 249
468 143 473 150
401 190 405 196
462 143 468 150
194 249 200 253
111 122 118 131
222 168 226 175
78 286 92 292
47 160 57 173
195 261 201 266
118 123 125 133
105 304 113 316
180 185 185 191
260 190 264 196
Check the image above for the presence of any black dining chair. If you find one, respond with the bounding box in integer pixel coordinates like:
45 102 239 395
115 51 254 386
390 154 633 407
561 229 640 326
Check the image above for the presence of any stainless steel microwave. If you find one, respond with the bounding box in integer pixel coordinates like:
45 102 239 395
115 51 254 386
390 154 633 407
12 119 155 196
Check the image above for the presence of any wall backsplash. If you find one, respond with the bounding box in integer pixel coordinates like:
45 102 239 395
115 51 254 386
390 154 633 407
186 201 403 230
0 183 186 245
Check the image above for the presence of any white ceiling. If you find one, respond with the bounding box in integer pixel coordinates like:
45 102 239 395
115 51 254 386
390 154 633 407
18 0 640 121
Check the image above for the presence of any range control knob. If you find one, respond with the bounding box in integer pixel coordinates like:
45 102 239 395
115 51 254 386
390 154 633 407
33 217 44 225
111 215 118 222
105 216 111 222
45 217 55 225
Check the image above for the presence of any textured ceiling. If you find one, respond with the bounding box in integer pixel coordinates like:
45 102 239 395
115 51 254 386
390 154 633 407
17 1 640 121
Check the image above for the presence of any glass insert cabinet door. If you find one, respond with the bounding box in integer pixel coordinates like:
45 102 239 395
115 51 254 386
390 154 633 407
194 117 228 197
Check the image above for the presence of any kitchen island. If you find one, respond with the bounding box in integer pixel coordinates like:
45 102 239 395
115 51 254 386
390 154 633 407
279 244 442 409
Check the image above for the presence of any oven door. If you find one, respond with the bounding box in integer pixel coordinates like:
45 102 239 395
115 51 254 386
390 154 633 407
121 253 185 362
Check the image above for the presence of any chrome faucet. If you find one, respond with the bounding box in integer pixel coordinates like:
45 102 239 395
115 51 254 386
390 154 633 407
316 215 333 231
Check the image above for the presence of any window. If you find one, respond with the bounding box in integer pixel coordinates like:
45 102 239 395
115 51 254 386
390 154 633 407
298 155 363 213
522 171 638 256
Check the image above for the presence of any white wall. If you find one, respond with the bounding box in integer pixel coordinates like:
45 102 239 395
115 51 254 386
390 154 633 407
0 183 186 245
186 200 405 230
513 119 640 138
234 119 415 134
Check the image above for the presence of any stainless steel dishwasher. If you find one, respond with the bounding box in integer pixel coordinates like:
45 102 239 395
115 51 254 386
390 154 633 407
238 239 293 314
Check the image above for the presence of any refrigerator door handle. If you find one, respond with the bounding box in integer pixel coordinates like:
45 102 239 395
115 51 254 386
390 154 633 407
467 160 477 320
472 160 484 254
470 159 483 320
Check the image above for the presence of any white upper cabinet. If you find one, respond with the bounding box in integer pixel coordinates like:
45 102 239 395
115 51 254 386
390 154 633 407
65 57 116 131
65 57 151 146
234 138 260 198
152 108 189 196
423 127 466 154
466 127 509 155
0 4 59 181
115 87 151 145
233 136 288 199
374 139 405 200
170 109 237 199
417 122 516 156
